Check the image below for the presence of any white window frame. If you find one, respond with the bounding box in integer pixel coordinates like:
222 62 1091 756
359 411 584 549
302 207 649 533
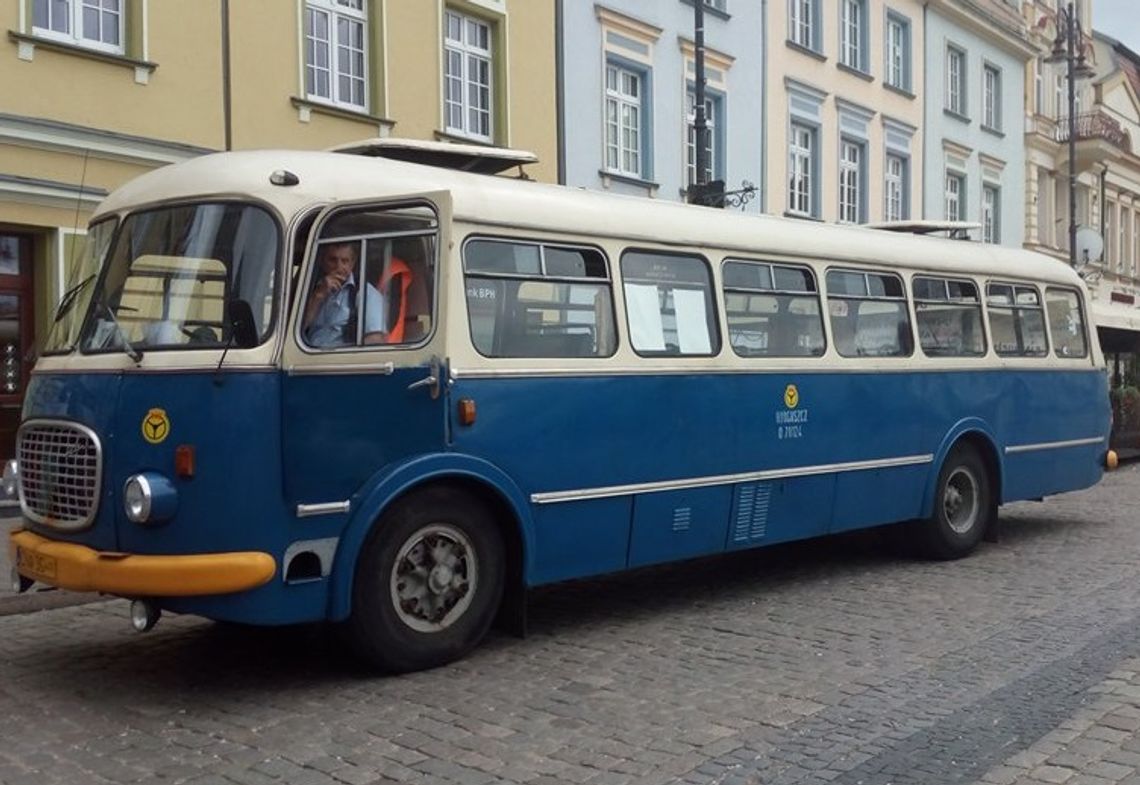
840 0 864 71
885 154 906 222
788 123 815 217
982 184 1000 244
444 10 494 142
838 139 862 224
945 172 963 222
686 91 718 186
983 64 1001 130
789 0 815 49
304 0 368 110
1054 74 1065 121
605 63 644 178
32 0 123 54
885 14 908 91
1034 59 1044 116
946 46 965 115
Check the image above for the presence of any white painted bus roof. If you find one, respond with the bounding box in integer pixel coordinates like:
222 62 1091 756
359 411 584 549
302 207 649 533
94 150 1081 286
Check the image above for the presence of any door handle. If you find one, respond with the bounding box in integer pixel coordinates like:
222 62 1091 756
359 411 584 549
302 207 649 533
407 355 443 400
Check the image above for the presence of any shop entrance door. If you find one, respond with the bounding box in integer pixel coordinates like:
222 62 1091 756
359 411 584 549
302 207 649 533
0 234 34 460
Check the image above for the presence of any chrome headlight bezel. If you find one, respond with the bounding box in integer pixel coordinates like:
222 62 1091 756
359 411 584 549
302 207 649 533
123 474 153 523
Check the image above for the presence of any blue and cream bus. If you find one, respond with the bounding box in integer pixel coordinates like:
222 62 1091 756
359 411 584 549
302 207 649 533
6 145 1115 672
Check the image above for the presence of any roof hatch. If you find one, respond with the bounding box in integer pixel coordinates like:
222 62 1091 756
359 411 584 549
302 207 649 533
328 137 539 175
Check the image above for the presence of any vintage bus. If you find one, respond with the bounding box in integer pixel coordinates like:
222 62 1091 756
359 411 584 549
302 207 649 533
6 145 1115 672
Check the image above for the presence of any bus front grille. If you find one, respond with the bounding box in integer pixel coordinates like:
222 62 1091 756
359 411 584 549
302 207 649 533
17 420 103 531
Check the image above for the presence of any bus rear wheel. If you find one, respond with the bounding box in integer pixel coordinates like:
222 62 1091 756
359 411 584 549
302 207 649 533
917 444 993 560
347 488 505 673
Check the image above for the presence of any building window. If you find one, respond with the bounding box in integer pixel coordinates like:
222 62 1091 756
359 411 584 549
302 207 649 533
840 0 866 72
983 64 1001 130
789 0 819 51
838 140 863 224
304 0 367 109
1120 204 1130 274
982 184 1000 244
33 0 123 53
946 46 966 116
885 14 910 91
885 154 907 222
1034 59 1044 115
788 123 816 217
1054 74 1065 121
605 64 645 178
945 172 964 221
686 92 720 186
444 10 493 141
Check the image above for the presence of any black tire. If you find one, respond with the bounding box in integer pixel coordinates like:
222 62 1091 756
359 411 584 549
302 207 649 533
916 444 993 560
345 487 505 673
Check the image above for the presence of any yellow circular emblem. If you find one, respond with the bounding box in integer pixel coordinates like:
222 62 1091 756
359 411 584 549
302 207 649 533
141 408 170 444
784 384 799 409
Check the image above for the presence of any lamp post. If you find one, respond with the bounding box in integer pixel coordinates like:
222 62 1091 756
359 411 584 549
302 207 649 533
1044 2 1096 267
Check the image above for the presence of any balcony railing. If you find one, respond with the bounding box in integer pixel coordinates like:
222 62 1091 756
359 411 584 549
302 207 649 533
1055 112 1130 150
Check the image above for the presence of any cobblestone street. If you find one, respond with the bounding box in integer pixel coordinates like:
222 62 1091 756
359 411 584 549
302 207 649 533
1 464 1139 785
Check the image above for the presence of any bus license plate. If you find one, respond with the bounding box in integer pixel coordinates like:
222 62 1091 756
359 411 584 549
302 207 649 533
15 547 57 581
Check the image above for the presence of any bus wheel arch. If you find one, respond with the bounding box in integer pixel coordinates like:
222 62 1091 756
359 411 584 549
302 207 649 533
344 481 512 672
917 431 1001 559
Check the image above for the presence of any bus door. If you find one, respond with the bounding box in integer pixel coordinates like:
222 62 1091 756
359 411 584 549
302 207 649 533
280 196 450 508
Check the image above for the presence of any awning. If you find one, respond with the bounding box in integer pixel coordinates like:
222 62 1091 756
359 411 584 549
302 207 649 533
1091 299 1140 332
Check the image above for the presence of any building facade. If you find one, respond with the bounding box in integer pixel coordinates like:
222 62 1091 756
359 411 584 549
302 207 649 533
557 1 764 209
765 0 925 226
0 0 557 456
922 0 1034 246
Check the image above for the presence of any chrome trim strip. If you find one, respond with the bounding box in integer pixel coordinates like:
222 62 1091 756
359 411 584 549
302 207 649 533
296 501 351 517
1004 436 1104 455
451 365 1102 380
286 362 395 377
530 454 935 504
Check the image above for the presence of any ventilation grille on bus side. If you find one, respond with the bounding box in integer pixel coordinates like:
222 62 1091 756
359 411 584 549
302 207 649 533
17 420 102 531
732 483 771 543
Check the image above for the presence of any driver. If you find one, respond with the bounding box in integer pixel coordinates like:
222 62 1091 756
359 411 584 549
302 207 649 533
302 242 385 346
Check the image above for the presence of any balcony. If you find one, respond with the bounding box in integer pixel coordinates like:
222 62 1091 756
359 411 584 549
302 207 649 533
1055 112 1132 169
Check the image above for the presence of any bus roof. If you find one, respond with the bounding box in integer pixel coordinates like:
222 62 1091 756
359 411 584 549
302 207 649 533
94 149 1081 286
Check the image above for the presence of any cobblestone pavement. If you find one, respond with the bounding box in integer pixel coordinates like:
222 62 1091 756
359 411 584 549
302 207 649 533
2 465 1140 785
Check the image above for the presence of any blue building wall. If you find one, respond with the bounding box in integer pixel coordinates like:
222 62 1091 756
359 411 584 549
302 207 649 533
559 1 765 211
922 8 1027 247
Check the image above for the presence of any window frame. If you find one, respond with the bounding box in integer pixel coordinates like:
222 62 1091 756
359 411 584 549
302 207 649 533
839 0 867 73
982 63 1002 131
444 8 494 142
32 0 124 54
946 45 966 116
982 183 1000 244
303 0 368 111
685 89 723 186
945 171 964 222
604 59 649 179
884 11 910 91
461 235 618 360
721 258 827 358
620 248 721 358
838 138 864 224
884 153 908 222
788 121 818 218
788 0 820 51
911 274 988 358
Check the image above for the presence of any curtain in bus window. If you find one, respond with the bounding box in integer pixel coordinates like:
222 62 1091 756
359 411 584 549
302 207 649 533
673 288 712 354
625 283 666 351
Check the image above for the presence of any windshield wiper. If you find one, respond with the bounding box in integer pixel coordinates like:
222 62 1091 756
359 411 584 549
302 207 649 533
97 302 143 363
53 274 96 324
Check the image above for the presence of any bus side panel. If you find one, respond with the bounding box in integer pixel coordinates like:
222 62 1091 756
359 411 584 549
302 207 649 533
628 486 731 568
830 465 928 533
725 475 833 549
530 497 632 584
1002 445 1106 502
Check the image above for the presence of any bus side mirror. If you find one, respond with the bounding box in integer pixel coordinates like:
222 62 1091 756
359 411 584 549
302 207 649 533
227 299 259 348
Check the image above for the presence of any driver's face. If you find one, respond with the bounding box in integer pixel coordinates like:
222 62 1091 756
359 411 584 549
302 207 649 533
321 245 356 279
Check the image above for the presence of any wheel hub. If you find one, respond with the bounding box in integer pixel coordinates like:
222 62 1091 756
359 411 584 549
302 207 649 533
391 524 477 633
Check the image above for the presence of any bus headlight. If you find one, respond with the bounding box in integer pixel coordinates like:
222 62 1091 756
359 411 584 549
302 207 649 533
2 459 18 500
123 473 178 525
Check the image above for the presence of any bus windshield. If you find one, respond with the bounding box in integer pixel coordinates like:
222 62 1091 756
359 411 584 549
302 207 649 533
79 202 279 354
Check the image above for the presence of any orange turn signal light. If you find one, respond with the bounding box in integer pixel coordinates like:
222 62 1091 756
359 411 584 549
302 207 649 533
458 398 477 426
175 444 196 478
1106 450 1119 471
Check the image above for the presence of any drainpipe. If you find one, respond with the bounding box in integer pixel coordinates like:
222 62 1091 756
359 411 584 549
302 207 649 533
555 0 566 184
1100 163 1109 240
221 0 233 151
760 0 768 212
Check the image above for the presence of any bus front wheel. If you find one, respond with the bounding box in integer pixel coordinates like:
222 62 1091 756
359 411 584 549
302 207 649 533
347 487 505 673
917 444 993 560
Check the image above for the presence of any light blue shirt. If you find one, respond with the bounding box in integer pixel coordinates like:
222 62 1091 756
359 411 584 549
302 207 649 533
305 273 385 347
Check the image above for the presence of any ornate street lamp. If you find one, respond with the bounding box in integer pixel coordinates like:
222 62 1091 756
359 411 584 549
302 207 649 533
1044 2 1097 267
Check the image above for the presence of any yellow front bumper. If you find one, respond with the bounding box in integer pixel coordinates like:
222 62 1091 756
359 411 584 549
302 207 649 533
8 529 277 597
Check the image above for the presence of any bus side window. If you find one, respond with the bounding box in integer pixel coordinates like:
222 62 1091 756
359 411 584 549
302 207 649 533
1045 287 1088 358
987 282 1049 357
825 269 912 358
463 238 616 358
621 251 720 357
913 276 986 357
722 260 824 357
